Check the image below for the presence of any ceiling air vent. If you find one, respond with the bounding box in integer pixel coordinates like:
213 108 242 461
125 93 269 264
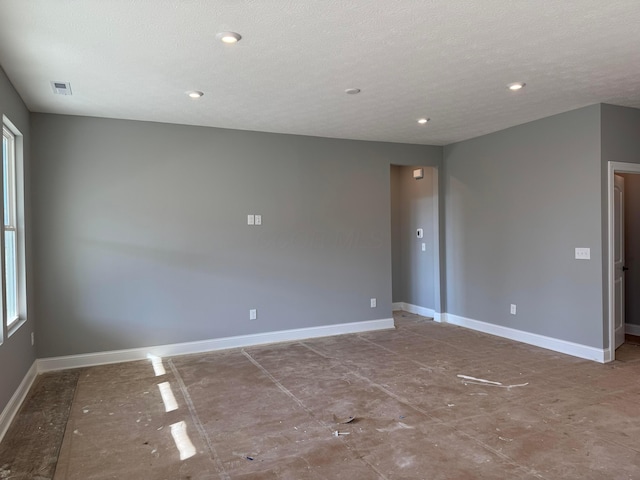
51 81 72 95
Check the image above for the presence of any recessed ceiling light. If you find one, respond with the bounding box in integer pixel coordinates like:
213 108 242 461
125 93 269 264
507 82 526 91
417 118 430 124
345 88 361 95
186 91 204 98
217 31 242 44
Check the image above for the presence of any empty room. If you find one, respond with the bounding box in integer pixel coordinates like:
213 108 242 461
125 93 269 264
1 1 640 478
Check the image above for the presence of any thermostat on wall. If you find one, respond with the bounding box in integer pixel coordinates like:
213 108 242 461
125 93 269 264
416 228 424 238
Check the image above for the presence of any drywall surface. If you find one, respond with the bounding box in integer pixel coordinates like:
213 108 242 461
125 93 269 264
620 174 640 326
31 114 441 357
444 105 603 348
601 104 640 165
600 104 640 342
390 166 402 302
390 165 436 309
0 66 35 414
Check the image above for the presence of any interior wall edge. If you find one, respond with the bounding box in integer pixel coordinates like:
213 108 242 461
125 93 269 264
442 313 607 363
36 317 395 372
0 360 38 443
392 302 439 321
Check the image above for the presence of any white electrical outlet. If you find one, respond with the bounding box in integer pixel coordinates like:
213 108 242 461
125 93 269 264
510 304 517 315
575 247 590 260
255 215 262 225
370 298 377 308
249 309 257 320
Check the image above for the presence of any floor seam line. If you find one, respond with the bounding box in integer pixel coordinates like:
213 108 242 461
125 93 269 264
300 342 439 420
241 349 391 480
241 349 307 411
356 335 452 375
300 341 549 480
168 359 230 480
51 369 83 480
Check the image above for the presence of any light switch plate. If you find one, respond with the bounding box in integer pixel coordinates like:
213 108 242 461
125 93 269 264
247 214 255 225
575 247 590 260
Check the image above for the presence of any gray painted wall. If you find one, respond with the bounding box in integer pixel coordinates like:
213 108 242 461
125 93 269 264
31 114 442 358
12 93 636 423
600 104 640 343
620 173 640 327
601 104 640 165
390 165 436 310
390 166 402 303
443 105 604 348
0 67 35 414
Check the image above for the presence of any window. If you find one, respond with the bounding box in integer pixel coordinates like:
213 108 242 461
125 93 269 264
2 121 22 331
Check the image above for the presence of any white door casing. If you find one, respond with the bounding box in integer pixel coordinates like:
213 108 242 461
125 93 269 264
614 174 625 350
608 162 640 361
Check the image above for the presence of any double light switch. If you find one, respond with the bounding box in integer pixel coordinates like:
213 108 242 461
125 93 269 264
247 215 262 225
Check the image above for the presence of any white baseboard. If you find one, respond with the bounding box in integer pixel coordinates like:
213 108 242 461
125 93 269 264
0 361 38 443
625 323 640 336
37 318 395 372
392 302 439 321
442 314 607 363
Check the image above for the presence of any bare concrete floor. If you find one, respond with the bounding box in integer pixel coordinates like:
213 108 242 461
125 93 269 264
3 311 640 479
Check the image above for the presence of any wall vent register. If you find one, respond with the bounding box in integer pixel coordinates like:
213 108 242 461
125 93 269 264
51 81 72 95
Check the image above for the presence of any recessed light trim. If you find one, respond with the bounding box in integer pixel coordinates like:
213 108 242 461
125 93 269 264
417 118 430 124
345 88 361 95
217 31 242 44
507 82 526 91
186 90 204 98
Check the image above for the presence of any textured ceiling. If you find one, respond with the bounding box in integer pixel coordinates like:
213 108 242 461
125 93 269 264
1 1 640 145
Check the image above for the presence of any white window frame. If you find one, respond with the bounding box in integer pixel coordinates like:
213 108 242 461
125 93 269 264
2 118 25 337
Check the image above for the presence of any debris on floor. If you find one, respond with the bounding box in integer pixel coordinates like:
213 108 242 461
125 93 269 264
457 374 529 388
332 414 356 424
0 465 11 480
7 311 640 479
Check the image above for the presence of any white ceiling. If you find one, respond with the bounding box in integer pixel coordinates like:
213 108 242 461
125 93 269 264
1 0 640 145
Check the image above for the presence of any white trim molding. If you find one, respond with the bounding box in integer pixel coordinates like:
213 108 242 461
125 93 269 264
607 161 640 362
37 318 395 372
392 302 440 321
0 361 38 443
442 314 607 363
626 323 640 336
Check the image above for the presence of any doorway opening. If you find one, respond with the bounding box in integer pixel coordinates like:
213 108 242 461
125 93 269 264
390 165 441 321
607 162 640 361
